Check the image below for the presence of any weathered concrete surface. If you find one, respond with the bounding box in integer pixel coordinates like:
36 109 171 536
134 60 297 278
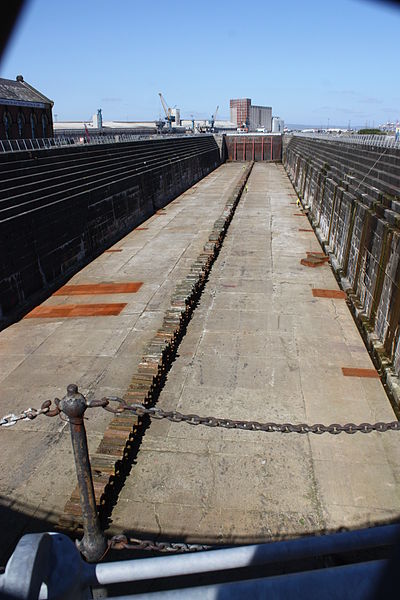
0 163 245 561
111 163 400 543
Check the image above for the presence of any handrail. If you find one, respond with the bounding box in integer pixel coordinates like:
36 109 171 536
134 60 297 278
0 133 213 154
291 132 400 149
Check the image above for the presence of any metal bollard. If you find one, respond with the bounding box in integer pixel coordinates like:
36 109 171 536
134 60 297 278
58 384 107 562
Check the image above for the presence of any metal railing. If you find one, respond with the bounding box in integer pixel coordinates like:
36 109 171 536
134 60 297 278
0 133 213 154
0 526 399 598
292 132 400 149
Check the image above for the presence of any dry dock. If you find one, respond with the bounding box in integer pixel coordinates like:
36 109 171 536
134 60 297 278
0 161 399 559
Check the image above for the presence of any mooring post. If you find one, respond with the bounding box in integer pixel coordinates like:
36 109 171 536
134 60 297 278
58 384 107 562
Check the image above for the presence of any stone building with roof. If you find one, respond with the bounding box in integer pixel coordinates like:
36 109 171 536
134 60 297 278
0 75 54 140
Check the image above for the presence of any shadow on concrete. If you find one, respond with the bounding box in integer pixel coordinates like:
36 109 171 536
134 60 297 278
0 496 62 566
97 244 223 531
97 311 205 531
1 493 400 599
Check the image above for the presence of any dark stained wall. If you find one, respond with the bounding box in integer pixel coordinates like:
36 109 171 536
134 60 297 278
0 135 220 327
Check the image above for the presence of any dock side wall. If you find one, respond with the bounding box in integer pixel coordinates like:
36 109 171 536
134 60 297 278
0 136 220 327
284 135 400 387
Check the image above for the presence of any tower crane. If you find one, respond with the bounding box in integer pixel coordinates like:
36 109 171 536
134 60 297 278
158 93 175 130
210 105 219 130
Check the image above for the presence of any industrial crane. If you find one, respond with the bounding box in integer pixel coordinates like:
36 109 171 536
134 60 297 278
210 105 219 130
158 93 175 130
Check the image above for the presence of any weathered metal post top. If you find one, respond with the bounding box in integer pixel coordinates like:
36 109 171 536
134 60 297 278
57 384 107 562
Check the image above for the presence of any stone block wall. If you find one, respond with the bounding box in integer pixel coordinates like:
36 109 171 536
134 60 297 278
284 135 400 388
0 136 220 327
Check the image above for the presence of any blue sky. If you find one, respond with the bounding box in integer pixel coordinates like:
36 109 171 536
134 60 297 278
1 0 399 126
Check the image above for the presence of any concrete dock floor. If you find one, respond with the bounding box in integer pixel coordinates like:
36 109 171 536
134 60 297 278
0 161 399 558
0 163 246 558
110 163 400 543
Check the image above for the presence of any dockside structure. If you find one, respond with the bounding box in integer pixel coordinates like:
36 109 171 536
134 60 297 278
0 75 54 140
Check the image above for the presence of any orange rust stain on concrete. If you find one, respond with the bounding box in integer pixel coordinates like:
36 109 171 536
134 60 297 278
301 253 330 268
25 303 127 318
54 282 143 295
136 227 149 230
342 367 380 378
312 289 347 299
299 228 314 232
104 249 123 253
301 258 326 268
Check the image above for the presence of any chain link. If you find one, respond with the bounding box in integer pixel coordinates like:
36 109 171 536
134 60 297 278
1 394 399 436
103 397 400 435
0 400 56 427
109 534 212 553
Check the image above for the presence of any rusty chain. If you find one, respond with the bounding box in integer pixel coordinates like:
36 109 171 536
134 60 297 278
0 400 56 427
101 396 400 435
0 396 109 427
2 395 400 435
2 390 400 558
108 534 212 553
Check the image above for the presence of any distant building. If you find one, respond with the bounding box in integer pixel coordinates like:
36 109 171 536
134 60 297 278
230 98 272 132
170 108 180 126
272 116 284 133
0 75 54 140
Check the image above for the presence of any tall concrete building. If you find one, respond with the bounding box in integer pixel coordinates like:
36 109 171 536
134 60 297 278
230 98 272 131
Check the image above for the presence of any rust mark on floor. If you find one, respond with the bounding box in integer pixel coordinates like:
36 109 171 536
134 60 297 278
301 253 329 268
25 303 127 318
342 367 380 378
104 249 123 253
136 227 149 231
301 258 326 268
54 282 143 295
312 289 347 299
299 228 314 232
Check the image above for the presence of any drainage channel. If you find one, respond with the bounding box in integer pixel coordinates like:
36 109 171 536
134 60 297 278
59 162 255 532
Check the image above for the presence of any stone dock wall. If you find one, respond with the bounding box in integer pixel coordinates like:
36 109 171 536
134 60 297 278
0 136 220 327
284 135 400 395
